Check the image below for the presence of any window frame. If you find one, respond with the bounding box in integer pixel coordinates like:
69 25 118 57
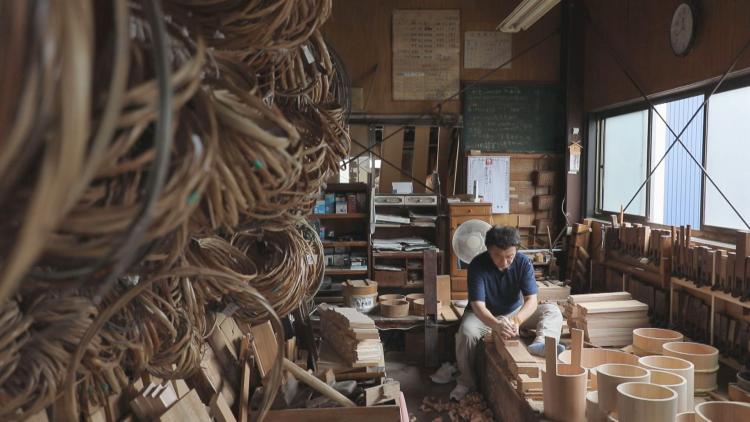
587 75 750 242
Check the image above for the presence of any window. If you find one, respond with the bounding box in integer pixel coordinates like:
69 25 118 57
649 95 704 227
704 86 750 230
592 83 750 233
599 110 648 215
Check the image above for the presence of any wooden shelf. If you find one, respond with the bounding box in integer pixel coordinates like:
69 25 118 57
324 268 368 276
308 213 368 220
671 276 750 309
372 250 442 258
321 240 368 247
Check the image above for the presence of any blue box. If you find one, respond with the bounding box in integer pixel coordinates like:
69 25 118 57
325 193 335 213
314 199 326 214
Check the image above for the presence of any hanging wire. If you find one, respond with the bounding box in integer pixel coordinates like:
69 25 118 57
583 4 750 229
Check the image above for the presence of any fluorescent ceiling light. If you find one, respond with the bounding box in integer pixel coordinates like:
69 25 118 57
497 0 561 33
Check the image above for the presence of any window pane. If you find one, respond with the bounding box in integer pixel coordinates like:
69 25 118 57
649 95 704 227
705 86 750 230
601 110 648 215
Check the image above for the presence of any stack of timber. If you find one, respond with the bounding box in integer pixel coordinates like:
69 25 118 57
537 280 571 303
319 304 385 367
492 331 546 399
564 292 649 347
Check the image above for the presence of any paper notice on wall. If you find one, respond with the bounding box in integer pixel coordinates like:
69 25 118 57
392 10 460 100
466 156 511 214
464 31 512 69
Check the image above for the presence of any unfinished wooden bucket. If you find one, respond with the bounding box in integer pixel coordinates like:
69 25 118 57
380 299 409 317
638 355 694 410
586 391 608 422
694 401 750 422
662 342 719 392
676 411 696 422
632 328 683 355
378 294 405 302
559 348 640 389
616 382 678 422
649 369 689 413
410 298 442 316
596 364 651 415
542 337 588 422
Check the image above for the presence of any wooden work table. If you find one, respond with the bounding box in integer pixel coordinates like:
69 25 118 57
479 337 544 421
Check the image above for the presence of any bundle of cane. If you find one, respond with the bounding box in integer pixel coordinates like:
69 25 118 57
162 0 332 71
199 85 304 230
31 13 213 288
0 294 99 421
0 0 116 305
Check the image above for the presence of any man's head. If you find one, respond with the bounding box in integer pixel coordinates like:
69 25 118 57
484 226 521 270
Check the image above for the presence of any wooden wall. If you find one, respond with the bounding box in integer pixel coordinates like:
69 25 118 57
322 0 561 115
583 0 750 112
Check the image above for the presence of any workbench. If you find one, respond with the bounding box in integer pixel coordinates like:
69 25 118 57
478 337 544 422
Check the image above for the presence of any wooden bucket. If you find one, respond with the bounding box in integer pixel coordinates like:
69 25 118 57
410 298 442 316
342 279 378 313
586 391 608 422
662 342 719 393
694 401 750 422
649 369 689 413
559 348 640 389
638 355 694 410
378 294 405 302
632 328 683 355
676 412 696 422
596 364 651 415
616 382 678 422
542 337 588 422
380 299 409 318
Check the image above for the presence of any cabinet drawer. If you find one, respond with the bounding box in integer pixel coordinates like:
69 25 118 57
448 203 492 217
451 291 469 300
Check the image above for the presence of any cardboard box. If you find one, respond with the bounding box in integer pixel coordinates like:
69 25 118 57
325 193 335 213
314 199 326 214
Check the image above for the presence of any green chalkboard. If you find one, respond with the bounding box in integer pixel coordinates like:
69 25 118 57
462 83 564 152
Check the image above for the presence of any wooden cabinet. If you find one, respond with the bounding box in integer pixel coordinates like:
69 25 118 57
448 202 493 300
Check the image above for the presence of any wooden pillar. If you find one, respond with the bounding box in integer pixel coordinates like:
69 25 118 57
423 249 439 367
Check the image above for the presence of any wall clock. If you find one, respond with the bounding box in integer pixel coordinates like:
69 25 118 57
670 2 696 57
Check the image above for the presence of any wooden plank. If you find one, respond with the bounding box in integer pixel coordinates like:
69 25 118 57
264 406 401 422
436 275 452 305
250 321 278 378
158 390 211 422
412 125 430 192
239 335 252 422
209 393 237 422
364 380 401 406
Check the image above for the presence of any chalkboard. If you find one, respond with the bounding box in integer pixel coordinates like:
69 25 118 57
462 84 563 152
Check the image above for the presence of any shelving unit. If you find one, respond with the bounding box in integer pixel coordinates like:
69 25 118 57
309 183 372 305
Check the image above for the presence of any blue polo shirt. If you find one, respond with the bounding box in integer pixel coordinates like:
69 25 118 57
467 251 537 316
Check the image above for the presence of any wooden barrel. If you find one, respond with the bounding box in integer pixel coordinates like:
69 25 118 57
342 279 378 313
596 364 651 415
378 294 405 302
662 342 719 392
639 355 694 410
586 391 608 422
676 412 696 422
380 299 409 318
649 369 689 413
542 337 588 422
410 298 442 316
559 348 640 389
632 328 683 355
616 382 677 422
694 401 750 422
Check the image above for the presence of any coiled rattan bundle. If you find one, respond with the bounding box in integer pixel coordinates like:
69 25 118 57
0 294 99 421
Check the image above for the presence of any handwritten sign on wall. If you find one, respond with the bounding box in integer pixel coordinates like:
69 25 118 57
392 10 460 101
464 31 512 69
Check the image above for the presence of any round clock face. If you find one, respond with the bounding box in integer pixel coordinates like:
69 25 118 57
670 3 695 56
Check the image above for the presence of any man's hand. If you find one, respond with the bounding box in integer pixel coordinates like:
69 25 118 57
496 316 519 340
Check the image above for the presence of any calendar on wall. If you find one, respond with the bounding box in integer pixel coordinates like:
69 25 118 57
392 10 460 101
466 155 511 214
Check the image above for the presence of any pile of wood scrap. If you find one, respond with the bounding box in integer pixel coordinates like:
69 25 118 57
319 304 385 367
564 292 649 346
420 393 494 422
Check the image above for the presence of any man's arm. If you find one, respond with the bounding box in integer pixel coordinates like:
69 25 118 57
470 300 501 328
510 294 538 327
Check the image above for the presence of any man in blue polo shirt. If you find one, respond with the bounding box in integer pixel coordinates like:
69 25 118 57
451 226 563 400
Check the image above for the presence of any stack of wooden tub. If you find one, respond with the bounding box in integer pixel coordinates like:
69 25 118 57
662 341 719 393
632 328 684 356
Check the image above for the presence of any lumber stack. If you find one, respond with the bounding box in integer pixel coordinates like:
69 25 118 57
319 304 385 367
564 292 649 346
